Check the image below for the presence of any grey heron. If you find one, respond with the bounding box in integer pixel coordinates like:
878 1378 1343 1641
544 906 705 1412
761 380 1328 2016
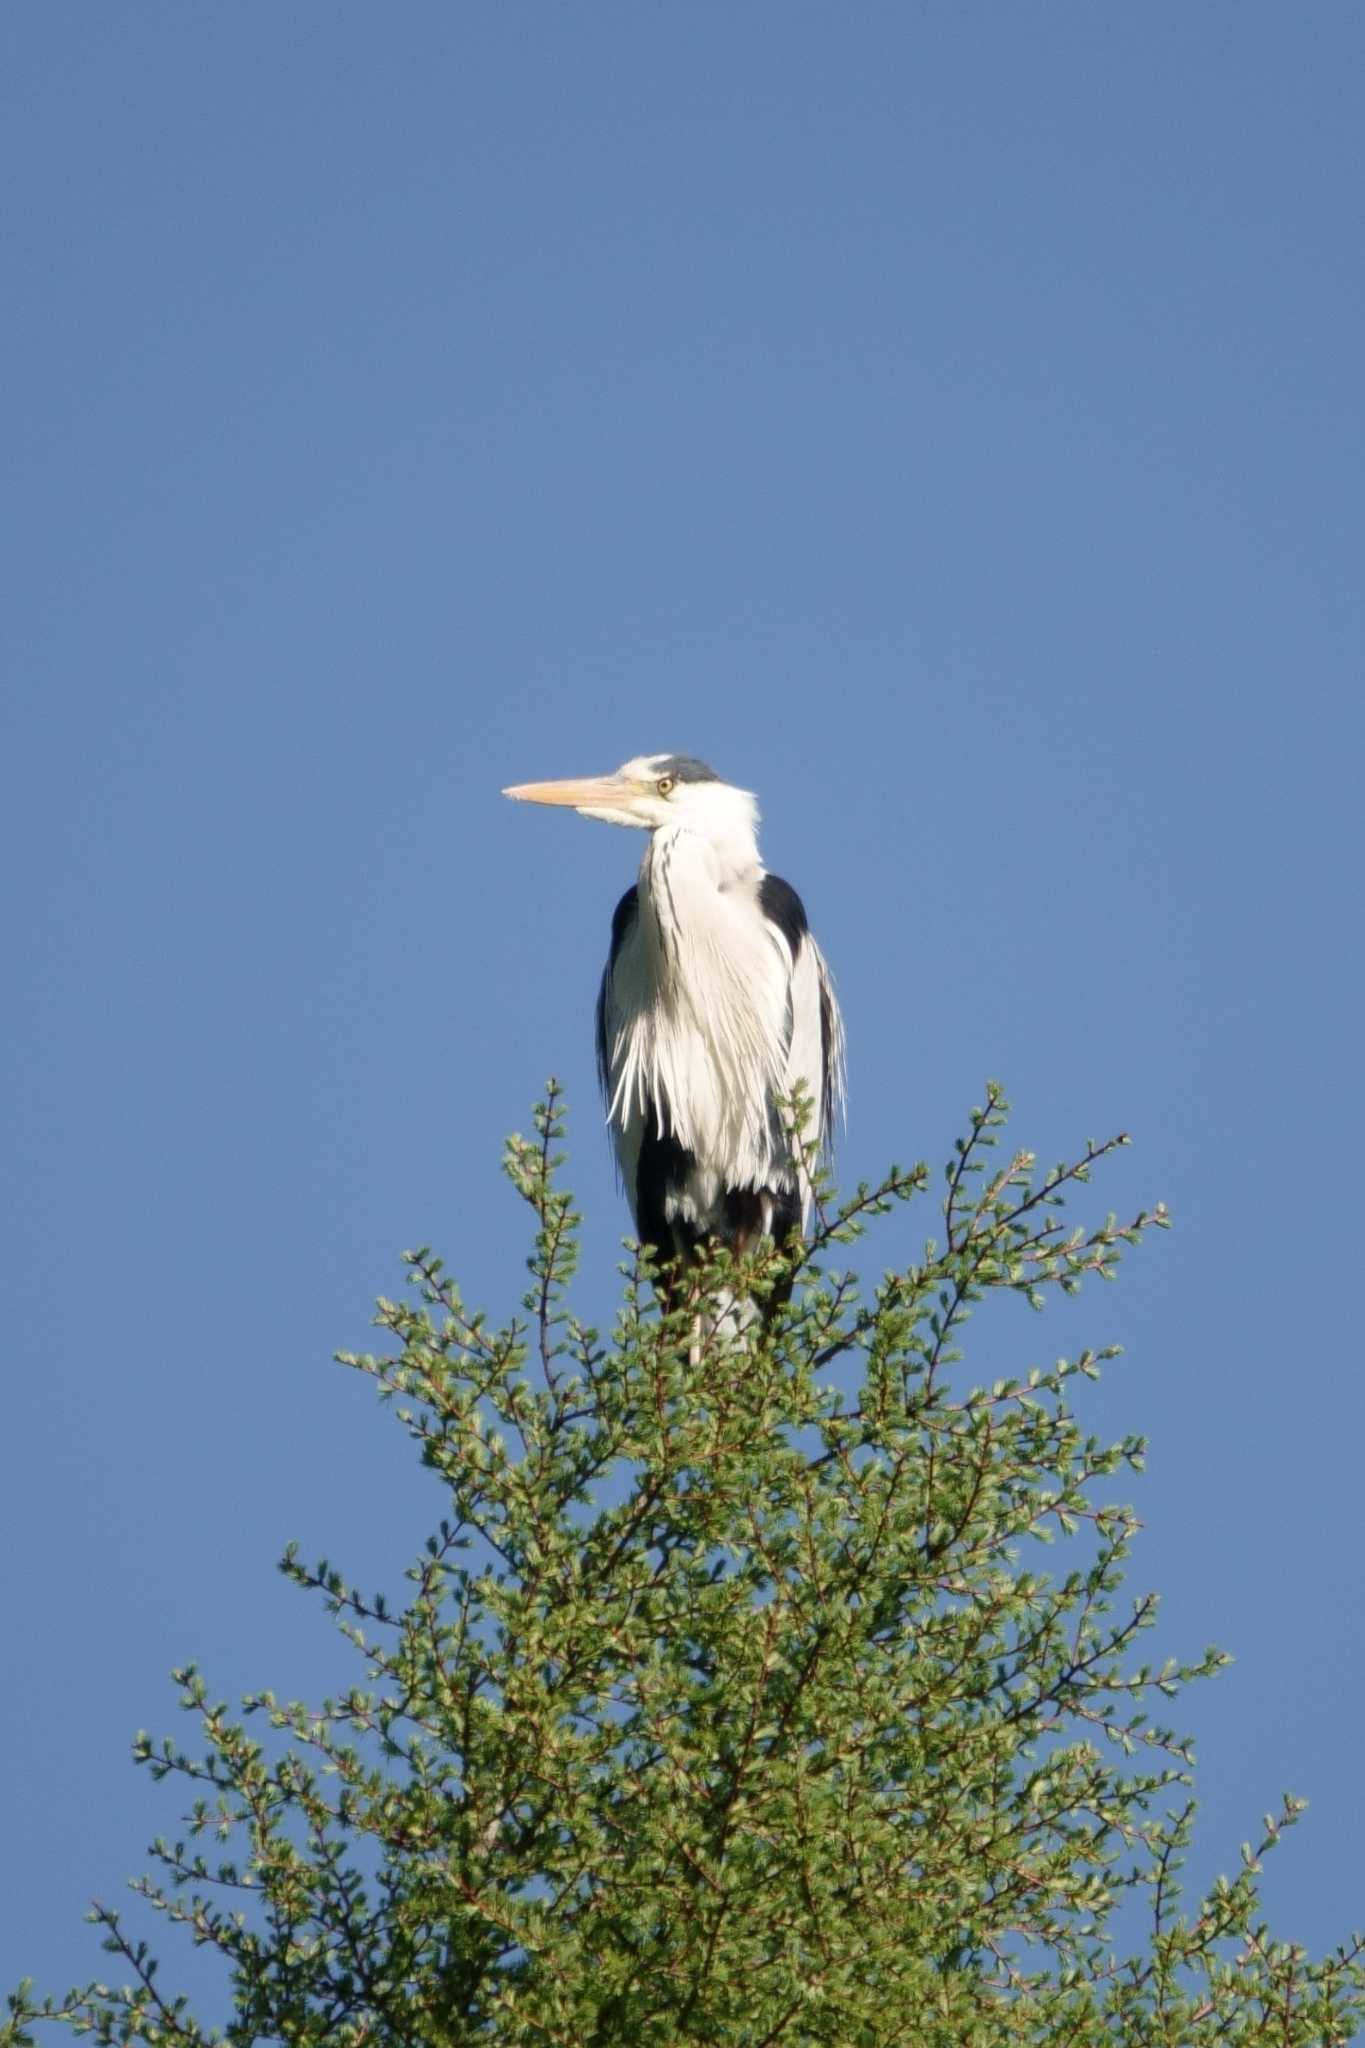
503 754 845 1290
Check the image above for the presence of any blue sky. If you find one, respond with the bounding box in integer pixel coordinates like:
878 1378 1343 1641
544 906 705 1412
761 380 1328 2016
3 2 1362 2006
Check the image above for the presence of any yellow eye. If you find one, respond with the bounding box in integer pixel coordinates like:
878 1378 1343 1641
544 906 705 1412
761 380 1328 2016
656 775 675 796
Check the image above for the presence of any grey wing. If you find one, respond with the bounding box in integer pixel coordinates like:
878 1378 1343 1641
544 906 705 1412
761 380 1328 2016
759 873 845 1157
791 932 845 1150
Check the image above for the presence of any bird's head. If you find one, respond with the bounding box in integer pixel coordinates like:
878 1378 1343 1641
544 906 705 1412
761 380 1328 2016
504 753 759 849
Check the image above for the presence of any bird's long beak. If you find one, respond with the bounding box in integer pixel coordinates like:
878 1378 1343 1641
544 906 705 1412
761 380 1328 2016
503 774 635 809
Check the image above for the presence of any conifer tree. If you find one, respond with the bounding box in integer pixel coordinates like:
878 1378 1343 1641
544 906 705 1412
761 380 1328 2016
8 1086 1363 2046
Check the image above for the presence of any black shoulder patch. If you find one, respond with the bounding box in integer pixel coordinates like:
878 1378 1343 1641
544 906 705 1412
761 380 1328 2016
759 872 809 957
607 883 639 963
596 885 639 1098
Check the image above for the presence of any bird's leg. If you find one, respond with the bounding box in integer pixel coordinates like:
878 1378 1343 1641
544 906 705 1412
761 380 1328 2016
651 1238 712 1369
650 1250 703 1368
759 1224 804 1326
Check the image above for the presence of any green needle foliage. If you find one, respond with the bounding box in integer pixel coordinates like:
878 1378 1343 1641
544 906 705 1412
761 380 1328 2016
8 1084 1363 2046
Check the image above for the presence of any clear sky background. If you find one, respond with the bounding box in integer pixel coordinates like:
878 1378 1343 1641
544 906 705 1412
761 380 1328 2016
3 2 1362 2010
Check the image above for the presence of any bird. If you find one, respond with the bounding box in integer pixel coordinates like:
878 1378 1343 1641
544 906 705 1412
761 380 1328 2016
503 753 844 1299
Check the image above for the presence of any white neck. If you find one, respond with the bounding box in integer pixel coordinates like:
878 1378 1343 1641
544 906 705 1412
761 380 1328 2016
642 782 762 892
